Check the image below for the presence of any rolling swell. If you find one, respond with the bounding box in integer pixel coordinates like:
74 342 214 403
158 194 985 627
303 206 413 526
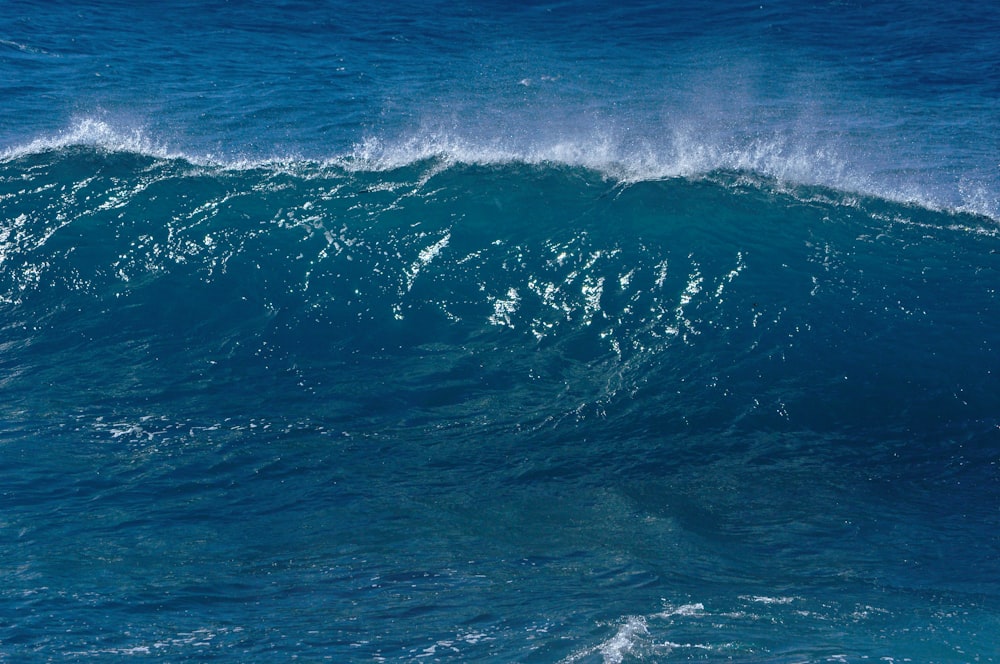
3 145 1000 658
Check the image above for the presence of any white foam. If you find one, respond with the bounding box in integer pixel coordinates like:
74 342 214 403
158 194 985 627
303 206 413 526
561 608 721 664
359 135 982 219
331 124 849 187
0 117 291 171
404 231 451 294
741 595 796 605
656 602 706 618
488 287 521 328
598 616 649 664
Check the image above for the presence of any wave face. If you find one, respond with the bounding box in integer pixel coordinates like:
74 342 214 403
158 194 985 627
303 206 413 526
2 146 999 660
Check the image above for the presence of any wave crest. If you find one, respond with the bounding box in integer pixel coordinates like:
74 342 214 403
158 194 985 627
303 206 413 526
3 117 997 221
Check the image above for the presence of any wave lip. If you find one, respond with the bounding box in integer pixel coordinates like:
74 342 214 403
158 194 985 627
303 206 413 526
336 130 837 183
338 130 998 221
4 118 997 221
0 118 183 162
0 118 313 173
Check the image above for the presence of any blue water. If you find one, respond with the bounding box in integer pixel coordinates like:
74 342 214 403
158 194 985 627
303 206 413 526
2 2 999 661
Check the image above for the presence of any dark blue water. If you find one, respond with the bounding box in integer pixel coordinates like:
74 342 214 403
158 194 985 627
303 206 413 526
2 2 999 661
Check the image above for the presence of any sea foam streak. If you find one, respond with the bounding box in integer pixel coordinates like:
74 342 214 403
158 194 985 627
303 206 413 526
3 118 996 221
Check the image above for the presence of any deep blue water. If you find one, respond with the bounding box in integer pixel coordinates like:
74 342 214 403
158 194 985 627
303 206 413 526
2 2 999 661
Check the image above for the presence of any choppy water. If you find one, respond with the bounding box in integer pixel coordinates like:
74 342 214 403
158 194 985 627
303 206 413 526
2 2 999 661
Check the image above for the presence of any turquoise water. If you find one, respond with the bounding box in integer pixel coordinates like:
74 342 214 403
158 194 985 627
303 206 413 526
2 2 999 661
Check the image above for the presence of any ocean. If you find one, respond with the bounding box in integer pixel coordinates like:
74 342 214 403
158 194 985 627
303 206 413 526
2 1 999 661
